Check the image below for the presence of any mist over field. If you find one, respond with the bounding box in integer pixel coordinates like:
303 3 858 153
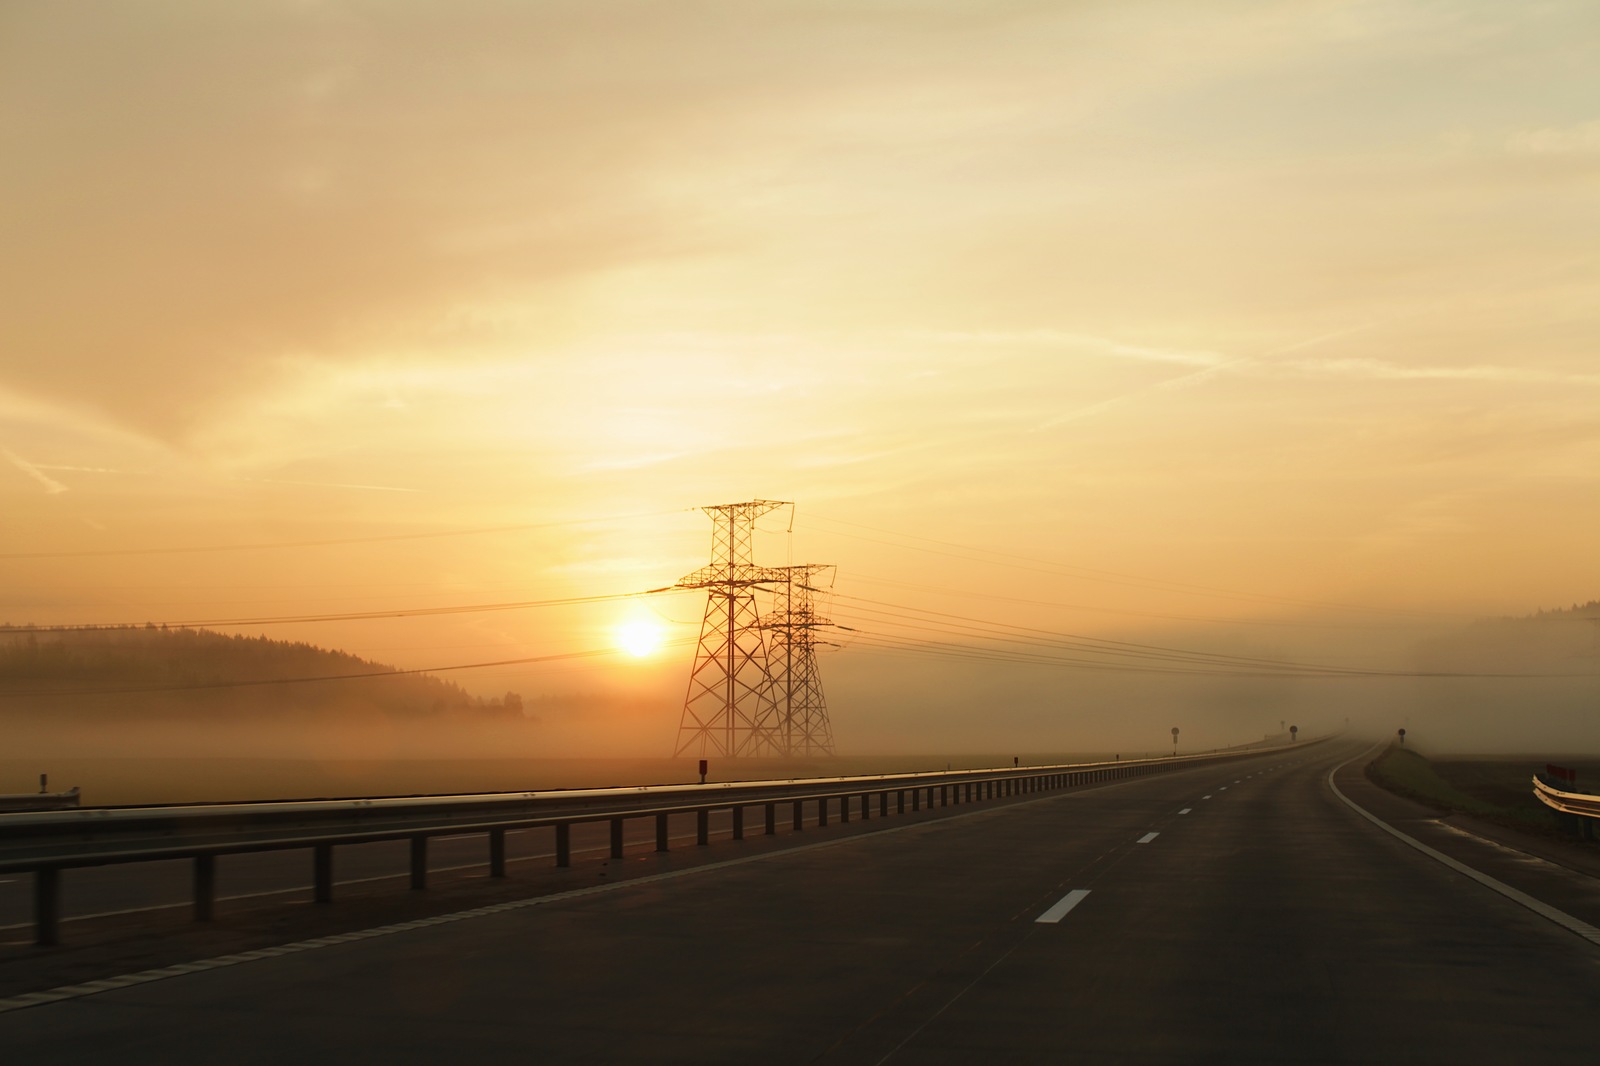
3 601 1594 806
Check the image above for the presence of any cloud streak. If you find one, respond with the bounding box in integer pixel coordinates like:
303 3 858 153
3 448 70 495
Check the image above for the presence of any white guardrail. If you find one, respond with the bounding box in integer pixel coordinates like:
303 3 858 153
2 741 1318 946
1532 775 1600 822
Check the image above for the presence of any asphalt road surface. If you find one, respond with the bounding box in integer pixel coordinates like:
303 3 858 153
3 739 1598 1064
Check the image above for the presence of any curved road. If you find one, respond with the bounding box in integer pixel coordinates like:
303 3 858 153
3 739 1597 1063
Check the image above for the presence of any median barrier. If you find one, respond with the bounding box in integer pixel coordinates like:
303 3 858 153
1 741 1319 946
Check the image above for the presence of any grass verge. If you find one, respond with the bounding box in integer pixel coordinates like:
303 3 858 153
1366 745 1557 832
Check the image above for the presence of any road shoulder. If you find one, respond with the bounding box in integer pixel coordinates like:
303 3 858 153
1331 752 1600 939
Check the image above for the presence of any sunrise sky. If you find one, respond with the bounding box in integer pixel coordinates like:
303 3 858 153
2 1 1596 753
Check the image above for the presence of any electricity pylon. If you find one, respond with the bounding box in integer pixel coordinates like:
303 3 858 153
757 565 837 757
674 501 790 757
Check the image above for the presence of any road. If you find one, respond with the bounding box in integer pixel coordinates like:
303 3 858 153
3 739 1598 1063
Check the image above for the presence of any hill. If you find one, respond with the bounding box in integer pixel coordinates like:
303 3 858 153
0 625 525 734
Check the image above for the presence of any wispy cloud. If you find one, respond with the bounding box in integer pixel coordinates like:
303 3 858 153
241 477 423 493
903 329 1221 367
1506 119 1600 156
32 463 132 474
1276 358 1600 386
2 448 70 494
1033 318 1395 429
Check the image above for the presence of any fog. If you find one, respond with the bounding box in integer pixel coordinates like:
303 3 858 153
4 604 1593 806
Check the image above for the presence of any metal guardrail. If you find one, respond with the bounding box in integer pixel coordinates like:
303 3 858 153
2 742 1313 946
1532 775 1600 839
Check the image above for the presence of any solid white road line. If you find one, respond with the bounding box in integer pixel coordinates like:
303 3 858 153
1137 832 1159 844
1036 889 1091 924
1328 753 1600 948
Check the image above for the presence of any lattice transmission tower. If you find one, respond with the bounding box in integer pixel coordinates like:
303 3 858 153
758 565 837 757
674 500 791 757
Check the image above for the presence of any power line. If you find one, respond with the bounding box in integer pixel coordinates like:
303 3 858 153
803 513 1458 620
836 627 1591 680
0 638 698 699
0 587 688 633
845 573 1419 631
0 508 695 561
827 593 1592 679
829 593 1382 675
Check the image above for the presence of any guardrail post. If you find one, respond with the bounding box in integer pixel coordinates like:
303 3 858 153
656 812 670 852
314 844 333 904
819 797 830 827
765 802 776 835
697 809 710 846
897 789 905 814
732 805 744 840
410 835 428 890
490 828 507 877
556 823 572 867
912 788 920 811
34 868 60 947
879 792 888 817
610 818 625 858
194 854 216 921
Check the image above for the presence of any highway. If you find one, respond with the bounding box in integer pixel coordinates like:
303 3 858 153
3 739 1598 1063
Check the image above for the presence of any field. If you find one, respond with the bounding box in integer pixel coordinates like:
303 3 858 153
1369 745 1600 833
1 751 1138 807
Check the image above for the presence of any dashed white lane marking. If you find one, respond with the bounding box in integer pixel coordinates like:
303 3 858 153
1219 787 1228 792
1036 889 1091 924
1202 795 1212 800
1137 832 1159 844
1179 808 1191 815
1328 752 1600 949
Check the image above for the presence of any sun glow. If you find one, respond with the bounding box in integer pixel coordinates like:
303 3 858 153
616 618 666 658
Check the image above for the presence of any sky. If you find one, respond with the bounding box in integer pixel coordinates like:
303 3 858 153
2 1 1597 756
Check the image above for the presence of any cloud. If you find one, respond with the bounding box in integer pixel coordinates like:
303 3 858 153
240 477 423 493
901 329 1221 367
1276 358 1600 386
1506 120 1600 156
2 448 70 494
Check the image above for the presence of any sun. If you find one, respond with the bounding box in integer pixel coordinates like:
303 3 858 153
615 618 665 658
